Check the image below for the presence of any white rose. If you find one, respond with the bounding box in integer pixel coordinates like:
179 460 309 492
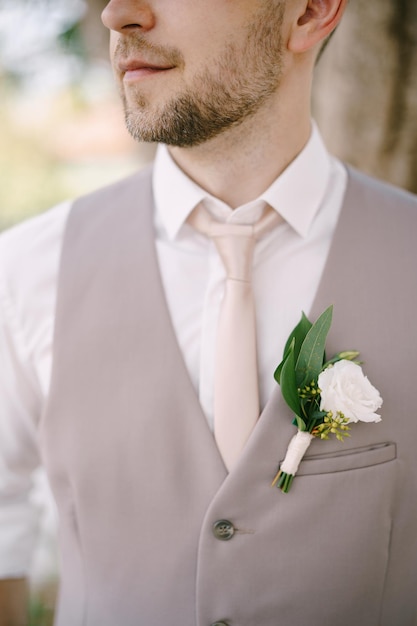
318 360 382 423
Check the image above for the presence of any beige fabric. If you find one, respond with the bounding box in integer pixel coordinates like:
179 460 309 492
188 205 282 470
40 166 417 626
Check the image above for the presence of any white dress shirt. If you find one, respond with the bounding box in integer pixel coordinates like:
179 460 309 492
0 124 347 576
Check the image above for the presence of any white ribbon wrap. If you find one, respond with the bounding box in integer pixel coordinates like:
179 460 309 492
280 430 314 475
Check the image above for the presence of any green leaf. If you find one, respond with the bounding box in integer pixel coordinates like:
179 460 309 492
280 339 303 418
284 312 312 358
296 305 333 388
293 415 307 430
274 343 291 384
309 410 327 421
274 312 312 383
322 350 360 369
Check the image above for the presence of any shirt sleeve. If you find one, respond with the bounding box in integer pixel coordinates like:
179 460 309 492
0 201 71 578
0 245 43 577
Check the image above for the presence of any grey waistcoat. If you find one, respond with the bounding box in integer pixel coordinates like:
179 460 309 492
40 166 417 626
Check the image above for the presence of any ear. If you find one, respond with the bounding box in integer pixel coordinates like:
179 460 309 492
287 0 348 54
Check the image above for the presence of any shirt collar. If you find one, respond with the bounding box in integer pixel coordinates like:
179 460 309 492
152 121 331 240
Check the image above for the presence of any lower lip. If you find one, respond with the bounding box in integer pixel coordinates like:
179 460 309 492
123 67 173 82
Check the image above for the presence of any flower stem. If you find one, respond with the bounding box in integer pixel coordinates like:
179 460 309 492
271 470 295 493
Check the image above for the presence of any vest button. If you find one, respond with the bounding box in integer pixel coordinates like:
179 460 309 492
212 519 235 541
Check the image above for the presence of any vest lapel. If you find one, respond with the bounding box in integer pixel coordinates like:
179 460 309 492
225 165 375 476
41 166 228 625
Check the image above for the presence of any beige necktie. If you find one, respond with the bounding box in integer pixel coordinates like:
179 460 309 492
188 204 282 470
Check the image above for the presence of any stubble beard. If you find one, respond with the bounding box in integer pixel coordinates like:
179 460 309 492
120 3 285 148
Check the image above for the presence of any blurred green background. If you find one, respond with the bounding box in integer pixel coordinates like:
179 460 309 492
0 0 154 232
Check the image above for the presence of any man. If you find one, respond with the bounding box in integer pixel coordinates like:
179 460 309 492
0 0 416 625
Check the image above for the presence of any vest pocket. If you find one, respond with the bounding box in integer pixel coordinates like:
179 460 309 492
296 441 396 476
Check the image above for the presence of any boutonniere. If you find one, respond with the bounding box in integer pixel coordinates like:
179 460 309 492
272 305 382 493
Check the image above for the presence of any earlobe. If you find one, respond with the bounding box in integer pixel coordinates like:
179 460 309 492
288 0 347 54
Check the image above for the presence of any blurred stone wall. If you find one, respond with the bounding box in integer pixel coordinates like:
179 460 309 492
314 0 417 193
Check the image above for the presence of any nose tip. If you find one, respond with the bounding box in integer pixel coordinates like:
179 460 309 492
101 1 155 33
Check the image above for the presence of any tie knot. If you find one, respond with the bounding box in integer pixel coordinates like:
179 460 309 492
188 203 282 282
216 231 255 282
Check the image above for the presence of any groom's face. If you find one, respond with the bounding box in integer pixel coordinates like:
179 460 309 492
101 0 287 147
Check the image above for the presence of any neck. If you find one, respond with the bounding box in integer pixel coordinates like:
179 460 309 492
168 89 312 209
